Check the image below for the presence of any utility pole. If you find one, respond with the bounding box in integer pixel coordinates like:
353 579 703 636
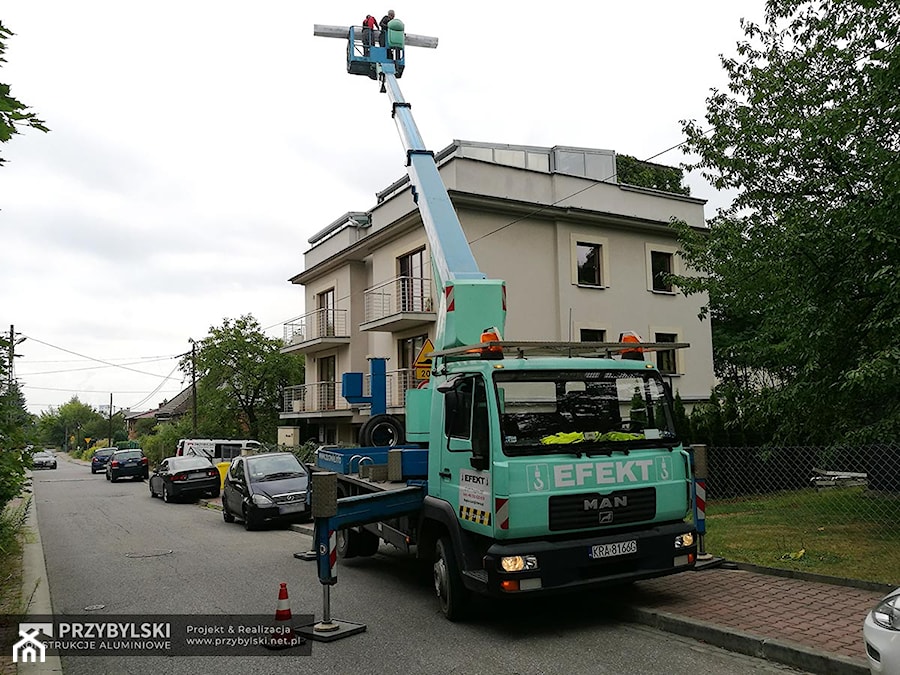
108 392 113 448
191 340 198 436
7 325 13 391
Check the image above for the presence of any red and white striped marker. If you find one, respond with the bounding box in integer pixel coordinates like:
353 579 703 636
495 497 509 530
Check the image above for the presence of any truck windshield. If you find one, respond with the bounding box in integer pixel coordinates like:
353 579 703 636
495 369 677 456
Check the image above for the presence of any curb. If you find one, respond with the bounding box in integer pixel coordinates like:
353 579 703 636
727 560 897 595
623 606 869 675
19 488 63 674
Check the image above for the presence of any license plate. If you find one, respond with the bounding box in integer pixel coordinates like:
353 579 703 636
590 540 637 559
280 503 305 514
189 472 206 479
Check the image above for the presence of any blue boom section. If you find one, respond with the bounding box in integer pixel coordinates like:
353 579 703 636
379 72 484 289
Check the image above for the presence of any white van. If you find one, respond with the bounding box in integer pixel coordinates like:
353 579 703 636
175 438 261 462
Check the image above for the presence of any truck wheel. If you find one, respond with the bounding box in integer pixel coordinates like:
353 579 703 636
358 414 405 447
355 529 380 557
336 527 358 559
434 536 470 621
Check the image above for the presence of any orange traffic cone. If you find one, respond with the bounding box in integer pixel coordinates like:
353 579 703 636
266 582 305 650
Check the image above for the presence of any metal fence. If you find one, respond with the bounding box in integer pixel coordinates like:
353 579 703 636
702 444 900 586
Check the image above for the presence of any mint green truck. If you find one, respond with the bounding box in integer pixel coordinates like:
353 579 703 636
311 22 698 621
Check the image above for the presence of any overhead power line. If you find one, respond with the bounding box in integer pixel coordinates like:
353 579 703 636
20 335 183 381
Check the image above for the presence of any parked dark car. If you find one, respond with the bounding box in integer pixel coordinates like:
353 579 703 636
222 453 309 531
106 449 148 482
91 448 116 474
149 456 220 503
31 451 57 470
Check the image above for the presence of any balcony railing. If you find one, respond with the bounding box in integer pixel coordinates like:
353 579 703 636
364 276 433 322
283 381 349 414
282 308 350 351
282 368 419 414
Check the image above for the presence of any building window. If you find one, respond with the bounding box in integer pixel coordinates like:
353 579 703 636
654 332 677 375
399 334 428 371
580 328 606 342
576 242 603 286
317 289 336 336
398 248 428 312
650 251 674 292
318 355 336 410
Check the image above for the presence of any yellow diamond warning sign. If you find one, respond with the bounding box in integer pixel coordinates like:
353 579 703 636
414 339 435 380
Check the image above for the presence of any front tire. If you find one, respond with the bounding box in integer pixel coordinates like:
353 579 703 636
242 506 260 531
434 536 470 621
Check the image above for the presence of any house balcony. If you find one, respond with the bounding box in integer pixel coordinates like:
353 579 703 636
359 276 436 333
281 309 351 354
281 368 418 418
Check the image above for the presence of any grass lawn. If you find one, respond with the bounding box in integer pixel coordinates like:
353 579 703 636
705 486 900 586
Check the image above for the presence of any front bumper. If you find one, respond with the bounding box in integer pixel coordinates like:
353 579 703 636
246 501 308 524
478 521 697 596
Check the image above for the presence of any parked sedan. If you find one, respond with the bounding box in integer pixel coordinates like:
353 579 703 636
106 449 148 482
91 448 116 474
864 586 900 675
222 453 309 531
31 451 57 470
149 456 220 503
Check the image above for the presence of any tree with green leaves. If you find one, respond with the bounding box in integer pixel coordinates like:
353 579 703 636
675 0 899 445
183 315 304 442
1 21 48 166
0 350 32 509
37 397 106 451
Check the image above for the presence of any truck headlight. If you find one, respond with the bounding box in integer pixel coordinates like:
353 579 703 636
500 555 539 572
252 494 274 506
675 533 694 549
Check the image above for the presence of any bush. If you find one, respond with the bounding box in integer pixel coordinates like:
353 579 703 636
0 450 28 512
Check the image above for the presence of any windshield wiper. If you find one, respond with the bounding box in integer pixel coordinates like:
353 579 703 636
261 471 303 480
585 445 629 457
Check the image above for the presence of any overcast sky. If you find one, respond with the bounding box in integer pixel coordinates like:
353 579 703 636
2 1 762 416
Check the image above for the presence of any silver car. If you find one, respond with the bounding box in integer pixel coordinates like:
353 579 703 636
864 587 900 675
32 451 57 469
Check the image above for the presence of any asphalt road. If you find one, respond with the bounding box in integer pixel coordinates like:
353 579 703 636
28 456 808 675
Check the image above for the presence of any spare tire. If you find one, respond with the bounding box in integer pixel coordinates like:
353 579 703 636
359 414 405 447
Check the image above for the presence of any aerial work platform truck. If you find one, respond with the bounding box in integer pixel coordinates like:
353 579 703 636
309 22 698 622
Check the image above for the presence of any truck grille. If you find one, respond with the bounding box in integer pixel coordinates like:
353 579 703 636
548 487 656 531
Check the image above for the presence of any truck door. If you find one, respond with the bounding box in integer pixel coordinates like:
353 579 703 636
438 374 493 532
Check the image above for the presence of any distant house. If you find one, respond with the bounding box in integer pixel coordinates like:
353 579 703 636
124 409 157 440
155 384 194 424
123 385 194 439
